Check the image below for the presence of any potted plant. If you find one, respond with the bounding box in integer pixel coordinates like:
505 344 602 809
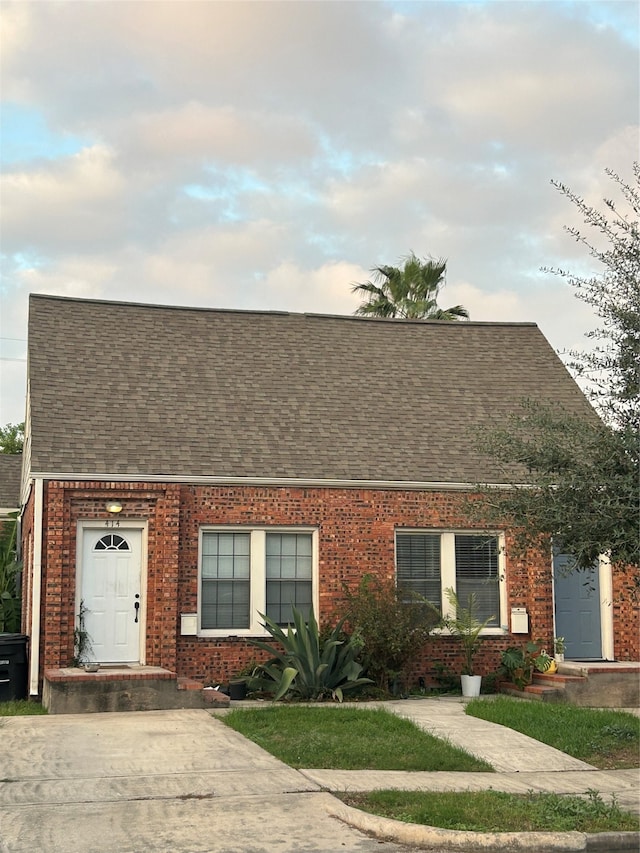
553 636 565 663
443 588 495 697
534 646 556 674
499 640 553 689
228 678 248 701
499 644 534 689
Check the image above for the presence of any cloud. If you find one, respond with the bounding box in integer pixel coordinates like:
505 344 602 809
0 0 637 425
1 145 126 252
431 4 636 149
113 104 318 174
1 2 396 138
261 260 365 315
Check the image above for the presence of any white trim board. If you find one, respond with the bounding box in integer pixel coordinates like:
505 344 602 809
27 473 532 492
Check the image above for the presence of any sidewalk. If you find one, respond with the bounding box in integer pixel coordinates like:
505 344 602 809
292 696 640 852
0 700 636 853
300 697 640 815
297 697 640 817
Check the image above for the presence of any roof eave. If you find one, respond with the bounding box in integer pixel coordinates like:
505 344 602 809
28 471 533 491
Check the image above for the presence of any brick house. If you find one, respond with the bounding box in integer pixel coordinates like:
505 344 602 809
19 294 638 699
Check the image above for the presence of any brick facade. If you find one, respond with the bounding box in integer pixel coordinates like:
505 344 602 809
22 480 639 693
612 564 640 661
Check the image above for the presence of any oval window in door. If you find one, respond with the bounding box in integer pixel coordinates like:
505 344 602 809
94 534 131 551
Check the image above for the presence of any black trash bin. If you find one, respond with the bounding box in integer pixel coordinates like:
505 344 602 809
0 634 29 702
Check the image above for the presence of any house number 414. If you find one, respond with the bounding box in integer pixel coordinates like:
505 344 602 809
104 519 120 527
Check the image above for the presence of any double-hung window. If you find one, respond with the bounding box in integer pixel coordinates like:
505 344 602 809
265 532 313 625
199 528 317 636
396 531 505 631
201 532 251 630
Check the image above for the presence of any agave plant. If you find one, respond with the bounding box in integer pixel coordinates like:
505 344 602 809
249 606 371 702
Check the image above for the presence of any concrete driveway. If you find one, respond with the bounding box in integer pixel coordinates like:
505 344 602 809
0 709 414 853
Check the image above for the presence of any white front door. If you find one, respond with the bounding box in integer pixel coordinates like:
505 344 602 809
80 528 142 663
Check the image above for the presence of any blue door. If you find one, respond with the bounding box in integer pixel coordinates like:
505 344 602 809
553 554 602 660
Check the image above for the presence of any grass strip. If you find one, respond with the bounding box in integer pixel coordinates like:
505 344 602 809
340 789 639 833
0 700 47 716
466 697 639 769
223 705 493 771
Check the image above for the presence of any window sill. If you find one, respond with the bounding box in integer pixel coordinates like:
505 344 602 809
430 626 507 637
197 630 272 640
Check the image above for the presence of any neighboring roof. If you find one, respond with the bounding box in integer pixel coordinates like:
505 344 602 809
27 294 597 484
0 455 22 512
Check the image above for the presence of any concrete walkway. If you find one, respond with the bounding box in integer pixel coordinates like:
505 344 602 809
0 709 412 853
291 696 639 852
298 697 640 818
0 699 637 852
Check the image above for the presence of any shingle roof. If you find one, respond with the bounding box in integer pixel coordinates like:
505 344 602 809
27 294 597 484
0 455 22 510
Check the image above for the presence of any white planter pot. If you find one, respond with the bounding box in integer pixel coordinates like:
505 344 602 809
554 653 564 663
461 674 482 697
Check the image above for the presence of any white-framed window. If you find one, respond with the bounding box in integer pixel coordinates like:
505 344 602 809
198 527 318 636
396 530 507 633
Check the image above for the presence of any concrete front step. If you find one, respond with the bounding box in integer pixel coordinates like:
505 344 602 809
499 662 640 707
555 663 640 707
43 667 230 713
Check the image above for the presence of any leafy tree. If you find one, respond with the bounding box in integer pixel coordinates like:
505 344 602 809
0 422 24 454
549 164 639 434
474 164 639 576
352 252 469 320
475 402 637 572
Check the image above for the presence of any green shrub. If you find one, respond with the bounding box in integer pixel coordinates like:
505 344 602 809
341 574 439 691
432 660 461 693
248 606 371 702
0 516 21 633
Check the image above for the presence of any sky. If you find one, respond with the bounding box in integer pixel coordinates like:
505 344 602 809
1 0 638 427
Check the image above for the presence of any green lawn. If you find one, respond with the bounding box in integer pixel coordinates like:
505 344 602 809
340 789 639 833
223 702 639 833
223 705 493 771
466 697 639 769
0 700 47 716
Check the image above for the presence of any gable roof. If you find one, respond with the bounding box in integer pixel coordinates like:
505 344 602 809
0 455 22 513
27 294 596 485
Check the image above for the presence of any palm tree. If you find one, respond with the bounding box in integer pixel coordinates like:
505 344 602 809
352 252 469 321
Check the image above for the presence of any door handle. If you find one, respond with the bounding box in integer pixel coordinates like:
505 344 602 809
134 594 140 623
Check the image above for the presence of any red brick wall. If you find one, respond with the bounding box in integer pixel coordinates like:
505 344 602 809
23 480 639 692
612 564 640 660
33 482 181 677
176 485 553 685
